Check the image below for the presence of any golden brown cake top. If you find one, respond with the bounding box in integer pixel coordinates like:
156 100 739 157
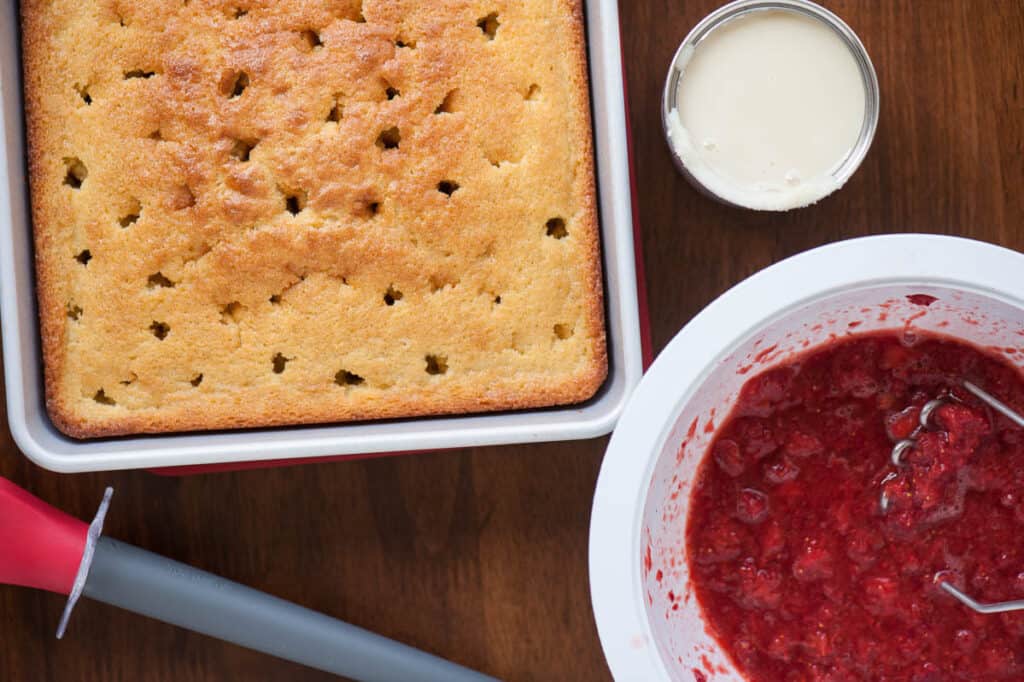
22 0 606 437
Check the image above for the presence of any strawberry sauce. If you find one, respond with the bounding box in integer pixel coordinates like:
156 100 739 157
686 332 1024 680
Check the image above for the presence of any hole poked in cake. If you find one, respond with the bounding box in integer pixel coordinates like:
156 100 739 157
67 303 83 320
172 185 196 210
63 158 88 189
283 189 307 215
74 83 92 105
124 69 156 80
190 373 204 386
301 29 323 50
93 389 116 406
120 372 137 386
425 354 448 375
230 138 257 162
435 90 459 114
75 249 92 266
493 295 502 305
395 36 416 49
147 272 175 288
222 71 250 98
220 301 244 323
326 95 344 122
148 128 164 141
376 127 401 150
272 352 292 374
524 84 541 101
429 274 458 293
334 369 364 386
149 321 170 340
554 323 574 340
383 285 403 306
119 198 142 227
269 294 282 304
384 81 400 100
545 217 568 239
351 1 367 23
477 12 500 40
437 180 459 196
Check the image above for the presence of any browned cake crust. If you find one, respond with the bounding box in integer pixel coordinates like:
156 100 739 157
21 0 606 438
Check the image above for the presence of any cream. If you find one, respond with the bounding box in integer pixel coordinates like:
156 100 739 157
667 10 867 210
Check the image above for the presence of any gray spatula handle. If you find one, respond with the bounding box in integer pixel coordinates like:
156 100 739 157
83 537 498 682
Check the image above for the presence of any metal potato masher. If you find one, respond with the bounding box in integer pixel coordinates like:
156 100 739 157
880 380 1024 615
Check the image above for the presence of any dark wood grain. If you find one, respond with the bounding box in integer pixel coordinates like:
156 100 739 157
2 1 1023 679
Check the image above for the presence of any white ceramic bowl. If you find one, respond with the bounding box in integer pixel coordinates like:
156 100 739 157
589 234 1024 681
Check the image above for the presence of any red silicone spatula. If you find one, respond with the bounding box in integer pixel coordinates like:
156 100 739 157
0 478 497 682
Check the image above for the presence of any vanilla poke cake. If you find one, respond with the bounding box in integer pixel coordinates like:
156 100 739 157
20 0 606 437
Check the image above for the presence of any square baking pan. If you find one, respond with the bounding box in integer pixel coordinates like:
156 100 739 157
0 0 644 473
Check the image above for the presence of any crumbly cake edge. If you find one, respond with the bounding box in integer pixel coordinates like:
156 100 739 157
20 1 79 438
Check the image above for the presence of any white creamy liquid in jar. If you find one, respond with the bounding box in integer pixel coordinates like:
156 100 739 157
667 10 867 210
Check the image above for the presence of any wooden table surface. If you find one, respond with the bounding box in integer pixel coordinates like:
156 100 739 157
3 1 1023 679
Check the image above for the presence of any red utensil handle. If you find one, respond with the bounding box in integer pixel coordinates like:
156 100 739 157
0 478 87 595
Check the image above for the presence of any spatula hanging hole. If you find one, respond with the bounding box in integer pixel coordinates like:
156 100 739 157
272 352 291 374
75 249 92 265
223 71 249 98
477 12 499 39
63 158 87 189
301 29 322 49
230 138 256 162
190 373 204 386
435 89 459 114
93 389 116 405
147 272 174 288
149 321 170 340
425 354 448 375
554 323 574 340
334 369 364 386
545 217 567 239
437 180 459 196
67 303 83 320
376 126 400 150
124 69 155 80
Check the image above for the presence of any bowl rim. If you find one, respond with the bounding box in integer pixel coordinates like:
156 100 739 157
588 233 1024 681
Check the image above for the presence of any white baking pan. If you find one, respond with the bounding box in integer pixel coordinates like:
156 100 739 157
589 235 1024 680
0 0 643 472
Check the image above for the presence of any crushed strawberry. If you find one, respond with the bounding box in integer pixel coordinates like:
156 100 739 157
686 333 1024 681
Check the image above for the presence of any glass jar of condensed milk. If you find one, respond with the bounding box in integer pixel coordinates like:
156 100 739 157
662 0 880 211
